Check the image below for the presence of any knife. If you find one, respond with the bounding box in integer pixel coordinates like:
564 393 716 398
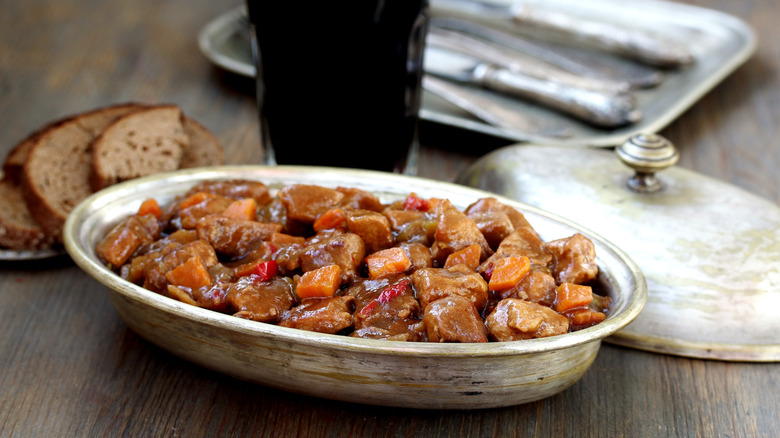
430 0 694 68
423 75 571 138
427 27 633 94
423 46 642 127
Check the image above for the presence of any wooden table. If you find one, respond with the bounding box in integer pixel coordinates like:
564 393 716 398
2 0 778 436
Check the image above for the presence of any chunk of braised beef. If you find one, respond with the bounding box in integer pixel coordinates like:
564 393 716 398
228 276 295 323
179 194 234 229
336 186 385 212
137 240 218 293
188 179 272 205
346 276 394 309
466 210 515 252
121 231 196 285
423 295 488 343
278 184 345 224
161 240 219 270
411 264 489 312
385 209 436 245
349 276 424 341
142 261 171 292
544 233 599 285
96 214 161 267
344 209 393 254
192 281 231 313
195 215 282 258
278 296 354 334
465 197 534 230
493 268 557 307
479 227 553 277
273 244 304 275
486 298 570 341
227 241 278 275
300 232 365 284
398 242 433 272
209 263 236 284
430 200 492 267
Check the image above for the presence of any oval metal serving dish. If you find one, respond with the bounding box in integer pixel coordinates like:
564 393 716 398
63 166 646 409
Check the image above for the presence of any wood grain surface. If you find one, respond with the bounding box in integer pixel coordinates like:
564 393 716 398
2 0 778 437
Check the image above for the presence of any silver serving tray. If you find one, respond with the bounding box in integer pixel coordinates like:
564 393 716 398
64 166 646 409
198 0 756 146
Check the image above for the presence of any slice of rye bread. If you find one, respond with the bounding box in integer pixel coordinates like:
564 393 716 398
0 179 57 249
90 105 190 191
20 103 143 241
3 120 66 184
180 117 225 168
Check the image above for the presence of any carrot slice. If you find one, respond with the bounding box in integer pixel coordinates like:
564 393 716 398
221 198 258 221
565 307 606 328
296 264 342 298
137 198 162 219
179 192 214 210
554 283 594 313
313 208 346 232
488 256 530 291
443 244 482 270
365 247 412 279
165 256 212 290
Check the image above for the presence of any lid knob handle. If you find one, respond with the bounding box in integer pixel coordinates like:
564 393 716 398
616 133 679 193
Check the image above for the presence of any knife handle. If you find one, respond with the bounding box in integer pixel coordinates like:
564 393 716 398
473 63 641 127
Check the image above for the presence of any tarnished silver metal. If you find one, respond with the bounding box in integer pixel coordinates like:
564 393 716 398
63 166 646 409
199 1 756 146
458 145 780 362
616 133 679 193
422 75 571 138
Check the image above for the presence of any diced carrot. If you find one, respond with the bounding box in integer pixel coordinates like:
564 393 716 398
179 192 213 210
554 283 594 313
365 247 412 279
165 256 212 291
233 259 262 278
444 244 482 270
96 221 144 267
221 198 258 221
565 307 606 328
270 232 305 246
488 256 530 291
296 264 342 299
313 208 346 232
137 198 162 219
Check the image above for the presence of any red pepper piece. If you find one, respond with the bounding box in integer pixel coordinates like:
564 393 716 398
359 278 411 317
403 193 430 212
251 260 278 283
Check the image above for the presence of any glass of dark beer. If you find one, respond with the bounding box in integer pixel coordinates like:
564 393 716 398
246 1 429 174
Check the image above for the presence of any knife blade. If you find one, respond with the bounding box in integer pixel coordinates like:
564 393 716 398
427 27 633 94
423 75 571 138
423 46 642 127
430 0 694 68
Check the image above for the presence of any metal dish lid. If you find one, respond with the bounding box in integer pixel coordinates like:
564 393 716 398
458 134 780 362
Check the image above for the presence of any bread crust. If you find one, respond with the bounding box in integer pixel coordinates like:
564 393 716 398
20 103 142 241
90 104 189 191
0 179 56 249
181 117 225 168
3 102 223 249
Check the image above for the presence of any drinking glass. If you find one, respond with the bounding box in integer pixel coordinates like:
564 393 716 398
246 1 430 174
